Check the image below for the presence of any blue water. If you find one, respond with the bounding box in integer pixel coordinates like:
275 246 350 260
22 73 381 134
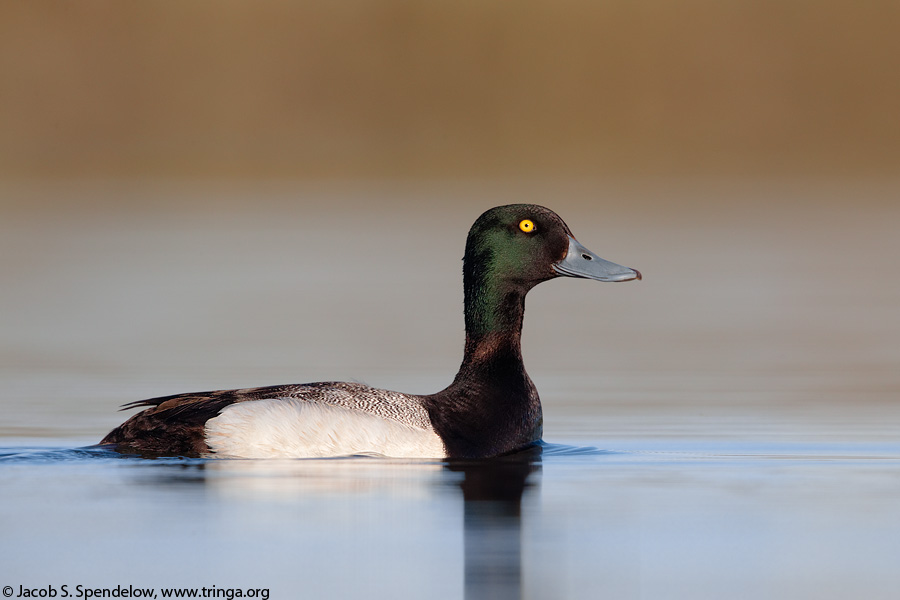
3 439 900 600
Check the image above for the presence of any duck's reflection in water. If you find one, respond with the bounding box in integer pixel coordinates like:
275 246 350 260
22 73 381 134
451 446 540 600
135 448 540 600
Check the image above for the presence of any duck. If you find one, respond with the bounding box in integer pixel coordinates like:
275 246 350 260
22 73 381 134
100 204 641 459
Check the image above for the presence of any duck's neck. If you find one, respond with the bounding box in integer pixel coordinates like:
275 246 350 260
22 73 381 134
429 283 540 458
453 256 538 396
458 236 539 366
461 285 526 369
420 253 542 458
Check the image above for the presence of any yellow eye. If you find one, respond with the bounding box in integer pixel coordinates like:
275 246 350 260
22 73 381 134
519 219 535 233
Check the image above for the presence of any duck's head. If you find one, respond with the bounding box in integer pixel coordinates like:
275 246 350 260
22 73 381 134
464 204 641 296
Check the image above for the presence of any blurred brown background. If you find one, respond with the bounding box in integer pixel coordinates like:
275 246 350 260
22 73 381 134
1 0 898 181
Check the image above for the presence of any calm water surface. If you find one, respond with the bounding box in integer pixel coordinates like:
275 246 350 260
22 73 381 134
2 180 899 599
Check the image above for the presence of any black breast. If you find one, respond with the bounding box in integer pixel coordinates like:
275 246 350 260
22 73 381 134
423 354 543 459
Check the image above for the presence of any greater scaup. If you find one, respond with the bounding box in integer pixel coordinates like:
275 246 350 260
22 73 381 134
100 204 640 458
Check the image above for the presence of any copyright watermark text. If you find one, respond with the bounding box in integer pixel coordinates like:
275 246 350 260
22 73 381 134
2 585 269 600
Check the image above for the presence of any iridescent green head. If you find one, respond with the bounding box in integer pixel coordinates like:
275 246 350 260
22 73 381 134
463 204 640 338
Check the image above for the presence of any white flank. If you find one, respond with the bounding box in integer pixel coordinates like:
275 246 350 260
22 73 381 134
204 398 446 459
